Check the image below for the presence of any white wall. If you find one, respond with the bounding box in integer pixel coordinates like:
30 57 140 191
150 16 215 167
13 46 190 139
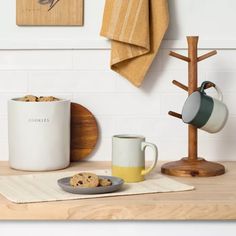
1 0 236 235
2 0 236 49
1 48 236 162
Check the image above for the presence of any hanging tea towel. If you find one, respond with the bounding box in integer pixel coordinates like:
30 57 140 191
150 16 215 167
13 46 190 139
100 0 169 87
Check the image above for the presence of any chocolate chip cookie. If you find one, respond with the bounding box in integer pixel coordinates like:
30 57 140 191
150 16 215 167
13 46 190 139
17 95 60 102
38 96 59 102
99 178 112 187
19 95 38 102
70 172 99 188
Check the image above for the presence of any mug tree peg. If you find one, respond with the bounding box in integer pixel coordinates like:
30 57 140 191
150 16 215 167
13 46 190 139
168 111 182 120
198 50 217 62
169 51 190 62
173 79 214 92
172 80 188 92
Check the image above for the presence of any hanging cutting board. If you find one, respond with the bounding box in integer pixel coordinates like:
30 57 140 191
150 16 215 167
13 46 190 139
16 0 84 26
70 103 99 161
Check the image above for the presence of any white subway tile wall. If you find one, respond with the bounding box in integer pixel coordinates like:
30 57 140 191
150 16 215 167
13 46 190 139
0 49 235 161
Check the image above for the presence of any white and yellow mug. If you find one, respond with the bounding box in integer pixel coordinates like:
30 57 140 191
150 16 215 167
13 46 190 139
112 135 158 183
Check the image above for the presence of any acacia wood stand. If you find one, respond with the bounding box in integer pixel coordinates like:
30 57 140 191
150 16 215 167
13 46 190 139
161 36 225 177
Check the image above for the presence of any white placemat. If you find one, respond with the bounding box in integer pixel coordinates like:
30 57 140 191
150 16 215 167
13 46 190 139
0 170 194 204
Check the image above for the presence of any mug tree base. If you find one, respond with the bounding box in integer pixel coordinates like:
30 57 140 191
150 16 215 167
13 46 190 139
161 158 225 177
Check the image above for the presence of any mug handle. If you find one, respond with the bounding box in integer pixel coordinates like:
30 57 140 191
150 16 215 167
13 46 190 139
141 142 158 176
214 85 223 101
200 81 223 101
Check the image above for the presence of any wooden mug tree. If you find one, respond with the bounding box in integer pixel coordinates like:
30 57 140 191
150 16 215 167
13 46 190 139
161 36 225 177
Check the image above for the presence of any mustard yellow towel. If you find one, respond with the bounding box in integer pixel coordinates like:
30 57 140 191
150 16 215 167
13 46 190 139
100 0 169 87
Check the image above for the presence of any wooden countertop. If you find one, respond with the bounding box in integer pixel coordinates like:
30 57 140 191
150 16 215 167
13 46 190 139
0 161 235 220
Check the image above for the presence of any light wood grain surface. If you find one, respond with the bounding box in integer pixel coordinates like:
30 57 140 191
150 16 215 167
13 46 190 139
0 161 235 220
16 0 84 26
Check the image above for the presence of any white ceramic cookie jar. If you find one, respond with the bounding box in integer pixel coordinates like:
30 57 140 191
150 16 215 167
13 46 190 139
8 97 70 171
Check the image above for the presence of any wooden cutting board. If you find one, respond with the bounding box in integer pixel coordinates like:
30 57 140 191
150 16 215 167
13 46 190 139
16 0 84 26
70 103 99 161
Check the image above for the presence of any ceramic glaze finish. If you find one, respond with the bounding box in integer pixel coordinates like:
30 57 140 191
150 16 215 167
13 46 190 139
112 135 158 182
112 135 145 167
112 166 145 182
182 91 201 123
8 99 70 171
201 98 229 133
182 82 228 133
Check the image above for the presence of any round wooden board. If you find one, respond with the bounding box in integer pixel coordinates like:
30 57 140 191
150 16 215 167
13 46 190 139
70 103 99 161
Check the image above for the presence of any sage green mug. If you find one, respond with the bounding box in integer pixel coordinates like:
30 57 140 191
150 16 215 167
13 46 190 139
182 81 228 133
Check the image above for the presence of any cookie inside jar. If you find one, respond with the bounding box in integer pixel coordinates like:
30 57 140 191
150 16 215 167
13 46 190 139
17 95 60 102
